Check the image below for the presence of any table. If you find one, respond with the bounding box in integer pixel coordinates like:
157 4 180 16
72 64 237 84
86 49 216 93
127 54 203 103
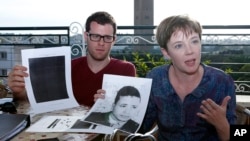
10 95 250 141
11 101 102 141
236 95 250 108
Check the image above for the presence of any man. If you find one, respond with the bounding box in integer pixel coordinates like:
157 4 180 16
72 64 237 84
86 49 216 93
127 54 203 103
7 11 136 107
85 86 141 133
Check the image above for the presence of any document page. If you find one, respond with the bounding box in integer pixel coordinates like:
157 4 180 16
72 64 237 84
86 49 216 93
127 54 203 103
26 115 113 134
22 46 79 114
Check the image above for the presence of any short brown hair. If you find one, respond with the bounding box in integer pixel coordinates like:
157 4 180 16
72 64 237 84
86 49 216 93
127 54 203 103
85 11 117 35
156 15 202 50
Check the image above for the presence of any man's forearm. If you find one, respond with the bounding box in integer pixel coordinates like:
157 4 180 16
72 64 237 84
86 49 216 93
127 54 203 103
12 90 28 102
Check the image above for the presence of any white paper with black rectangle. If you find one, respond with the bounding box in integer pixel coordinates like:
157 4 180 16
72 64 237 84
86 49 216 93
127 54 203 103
22 46 79 114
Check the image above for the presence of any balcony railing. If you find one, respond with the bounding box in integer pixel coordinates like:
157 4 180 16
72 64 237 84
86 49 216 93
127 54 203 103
0 23 250 95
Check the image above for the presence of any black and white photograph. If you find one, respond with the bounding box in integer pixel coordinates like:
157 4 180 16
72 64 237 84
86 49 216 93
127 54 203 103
83 74 152 133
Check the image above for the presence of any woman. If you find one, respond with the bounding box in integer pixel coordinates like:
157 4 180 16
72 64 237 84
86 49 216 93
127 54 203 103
139 15 236 141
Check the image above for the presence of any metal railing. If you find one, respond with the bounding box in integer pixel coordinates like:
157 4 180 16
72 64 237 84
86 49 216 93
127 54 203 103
0 24 250 95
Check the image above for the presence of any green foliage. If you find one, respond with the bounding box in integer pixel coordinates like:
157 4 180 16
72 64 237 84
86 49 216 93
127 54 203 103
131 53 231 77
225 68 233 73
203 60 211 65
238 64 250 81
132 52 150 77
118 52 250 81
132 52 169 77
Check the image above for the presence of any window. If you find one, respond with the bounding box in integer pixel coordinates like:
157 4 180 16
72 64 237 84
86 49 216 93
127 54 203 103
0 52 7 60
0 69 7 76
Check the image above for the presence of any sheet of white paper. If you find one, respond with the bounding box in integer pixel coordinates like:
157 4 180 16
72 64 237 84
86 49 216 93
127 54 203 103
83 74 152 134
26 115 114 134
22 46 79 114
0 98 13 104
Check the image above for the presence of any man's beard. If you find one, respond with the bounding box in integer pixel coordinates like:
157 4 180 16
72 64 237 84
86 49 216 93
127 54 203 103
88 50 109 61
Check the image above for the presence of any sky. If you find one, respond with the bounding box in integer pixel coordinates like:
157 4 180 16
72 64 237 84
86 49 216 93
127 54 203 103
0 0 250 27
